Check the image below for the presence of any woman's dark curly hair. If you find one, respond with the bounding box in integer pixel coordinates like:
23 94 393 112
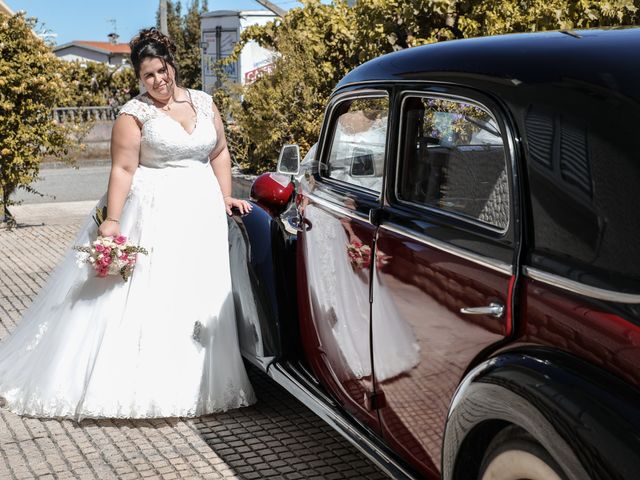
129 27 180 83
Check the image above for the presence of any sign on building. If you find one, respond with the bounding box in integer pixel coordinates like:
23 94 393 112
201 10 277 93
202 28 239 86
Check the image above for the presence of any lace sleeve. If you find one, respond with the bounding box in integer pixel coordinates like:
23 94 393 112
117 98 153 124
191 90 214 122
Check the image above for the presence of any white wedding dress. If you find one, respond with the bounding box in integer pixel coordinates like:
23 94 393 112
0 89 256 421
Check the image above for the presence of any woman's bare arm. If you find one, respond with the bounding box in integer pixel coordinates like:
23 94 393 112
209 102 232 199
209 102 251 215
98 114 140 236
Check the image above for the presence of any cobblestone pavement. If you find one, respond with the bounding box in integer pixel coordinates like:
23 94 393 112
0 209 388 480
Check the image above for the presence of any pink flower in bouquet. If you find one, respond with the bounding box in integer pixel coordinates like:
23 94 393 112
74 235 148 282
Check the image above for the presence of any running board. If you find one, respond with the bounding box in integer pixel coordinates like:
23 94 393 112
267 361 420 480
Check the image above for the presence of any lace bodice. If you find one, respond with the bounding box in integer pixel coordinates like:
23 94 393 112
118 89 217 169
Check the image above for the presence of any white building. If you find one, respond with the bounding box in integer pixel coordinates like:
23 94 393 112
54 41 130 66
200 10 277 93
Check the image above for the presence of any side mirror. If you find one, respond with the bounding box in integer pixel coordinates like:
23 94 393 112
277 144 300 175
350 147 375 177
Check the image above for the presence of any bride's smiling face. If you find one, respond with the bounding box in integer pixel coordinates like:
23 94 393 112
139 57 175 101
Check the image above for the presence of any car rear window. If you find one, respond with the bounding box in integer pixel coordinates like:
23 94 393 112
397 95 510 231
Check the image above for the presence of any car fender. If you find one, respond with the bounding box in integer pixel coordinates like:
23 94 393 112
229 202 298 365
442 348 640 480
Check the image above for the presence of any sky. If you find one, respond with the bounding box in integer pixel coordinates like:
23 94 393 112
13 0 300 46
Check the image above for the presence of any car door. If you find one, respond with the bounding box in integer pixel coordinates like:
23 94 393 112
297 90 389 431
371 90 517 476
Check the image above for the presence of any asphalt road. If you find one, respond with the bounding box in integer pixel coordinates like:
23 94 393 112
11 162 110 205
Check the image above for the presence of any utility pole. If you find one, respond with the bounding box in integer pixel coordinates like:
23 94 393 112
159 0 168 35
253 0 286 17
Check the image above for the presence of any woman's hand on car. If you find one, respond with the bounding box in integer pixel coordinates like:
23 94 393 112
224 196 253 216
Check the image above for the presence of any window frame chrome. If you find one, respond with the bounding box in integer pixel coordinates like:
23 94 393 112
379 222 513 275
523 267 640 304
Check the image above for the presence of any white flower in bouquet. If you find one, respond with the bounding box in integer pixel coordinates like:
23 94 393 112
74 235 148 282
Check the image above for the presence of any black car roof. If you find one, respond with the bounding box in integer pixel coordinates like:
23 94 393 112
336 28 640 100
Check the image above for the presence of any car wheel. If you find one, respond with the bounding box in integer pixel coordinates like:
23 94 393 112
479 425 568 480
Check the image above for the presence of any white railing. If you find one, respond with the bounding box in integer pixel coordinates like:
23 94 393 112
52 106 117 123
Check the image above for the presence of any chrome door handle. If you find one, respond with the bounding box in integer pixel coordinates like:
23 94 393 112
460 302 504 318
286 216 311 232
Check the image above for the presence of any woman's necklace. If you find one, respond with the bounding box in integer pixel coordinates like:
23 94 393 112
156 88 190 111
161 99 174 111
159 91 176 111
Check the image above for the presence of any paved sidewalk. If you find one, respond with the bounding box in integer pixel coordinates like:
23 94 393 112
0 208 387 479
6 201 98 226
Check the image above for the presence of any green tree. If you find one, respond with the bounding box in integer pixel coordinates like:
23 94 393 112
225 0 639 172
224 0 355 172
158 0 209 89
0 13 80 226
58 61 138 108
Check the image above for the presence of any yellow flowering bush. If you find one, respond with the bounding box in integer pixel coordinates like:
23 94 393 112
0 12 80 226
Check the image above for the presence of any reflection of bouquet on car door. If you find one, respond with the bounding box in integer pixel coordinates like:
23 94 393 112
347 239 371 270
346 236 391 271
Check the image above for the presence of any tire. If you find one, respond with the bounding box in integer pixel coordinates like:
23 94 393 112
479 425 568 480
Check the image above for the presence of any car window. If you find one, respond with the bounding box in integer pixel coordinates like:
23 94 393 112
323 96 388 194
397 96 510 230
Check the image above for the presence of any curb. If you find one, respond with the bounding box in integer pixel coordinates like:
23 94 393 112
41 158 112 169
5 200 98 227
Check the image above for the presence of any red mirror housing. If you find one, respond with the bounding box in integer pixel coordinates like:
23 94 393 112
250 173 295 214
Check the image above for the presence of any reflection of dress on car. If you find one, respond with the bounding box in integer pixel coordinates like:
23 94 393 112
302 204 420 382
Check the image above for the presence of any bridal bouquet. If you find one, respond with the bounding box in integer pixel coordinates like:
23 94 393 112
74 235 148 281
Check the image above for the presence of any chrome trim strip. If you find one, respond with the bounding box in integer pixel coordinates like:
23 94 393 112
307 193 513 275
523 267 640 304
306 191 370 223
242 352 276 372
334 79 454 93
334 77 520 93
268 363 419 480
380 223 513 275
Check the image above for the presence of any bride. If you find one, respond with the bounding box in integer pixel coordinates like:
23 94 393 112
0 28 256 420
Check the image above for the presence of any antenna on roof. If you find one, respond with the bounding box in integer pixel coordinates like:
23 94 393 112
107 18 119 44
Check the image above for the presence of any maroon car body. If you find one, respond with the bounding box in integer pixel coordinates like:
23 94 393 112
229 28 640 480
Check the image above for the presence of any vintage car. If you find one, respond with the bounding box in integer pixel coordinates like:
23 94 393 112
227 27 640 479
